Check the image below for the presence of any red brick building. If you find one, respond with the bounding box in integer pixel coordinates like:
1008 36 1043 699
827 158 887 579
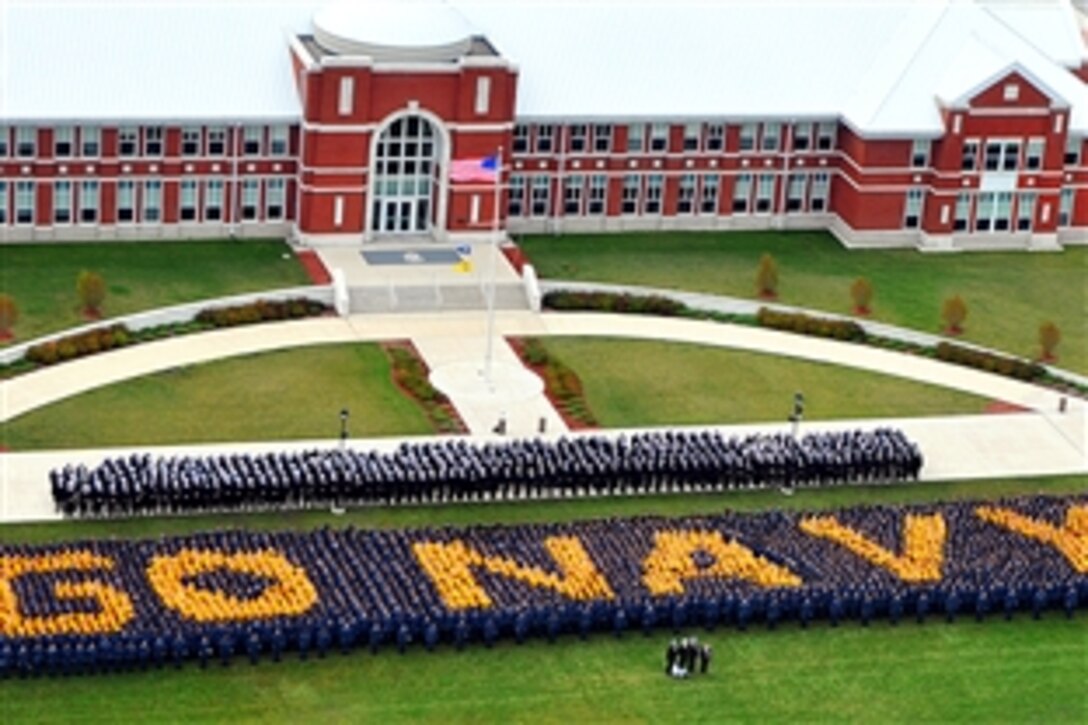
1 0 1086 251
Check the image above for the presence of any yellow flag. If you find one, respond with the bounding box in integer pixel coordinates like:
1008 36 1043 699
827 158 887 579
454 259 473 274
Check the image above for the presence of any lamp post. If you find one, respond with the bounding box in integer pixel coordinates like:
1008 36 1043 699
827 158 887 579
339 408 350 450
790 391 804 438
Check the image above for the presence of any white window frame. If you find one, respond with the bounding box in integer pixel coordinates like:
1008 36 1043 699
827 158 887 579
0 181 7 224
738 123 757 152
207 127 227 156
984 139 1019 171
116 179 136 224
241 178 260 221
143 179 162 223
534 124 554 154
810 173 829 212
733 173 752 213
15 181 34 225
760 123 780 152
644 174 663 214
683 123 701 152
181 127 202 157
568 124 587 153
0 126 8 158
816 122 836 151
118 126 139 157
1016 193 1035 232
269 126 289 156
961 140 979 171
621 174 640 214
563 175 583 215
626 124 644 153
78 180 98 224
593 125 612 153
530 176 550 217
792 123 812 151
179 179 199 221
1024 139 1044 171
204 179 224 221
243 126 262 156
910 139 930 168
786 174 806 212
649 123 669 153
1063 136 1080 166
953 193 971 232
507 174 525 216
338 76 355 116
587 175 607 215
80 126 100 158
903 188 924 229
755 174 775 213
700 175 719 214
144 127 164 157
474 76 491 115
265 178 286 221
1058 188 1074 227
705 124 724 152
677 174 697 214
54 180 72 225
512 125 530 154
15 127 36 158
53 127 74 158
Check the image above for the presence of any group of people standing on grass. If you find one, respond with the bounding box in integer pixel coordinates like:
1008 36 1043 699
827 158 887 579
665 636 712 678
50 427 923 517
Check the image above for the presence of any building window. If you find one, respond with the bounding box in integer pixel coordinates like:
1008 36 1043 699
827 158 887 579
116 180 136 223
621 175 640 214
961 141 978 171
144 127 163 156
474 76 491 115
269 126 289 156
1002 141 1019 171
205 179 223 221
563 175 583 215
984 142 1001 171
0 181 7 223
265 178 285 220
0 127 8 157
911 139 930 168
816 122 836 150
644 174 663 213
569 124 587 153
241 179 260 221
761 123 780 152
16 127 36 158
953 193 970 231
338 76 354 116
54 180 72 224
80 127 100 158
701 175 719 214
79 180 98 223
792 123 812 151
649 124 669 153
535 125 554 153
15 181 34 225
182 127 201 156
738 124 757 152
903 188 924 229
1064 137 1080 166
179 179 198 221
810 172 829 211
984 141 1019 171
53 127 73 158
593 125 612 153
755 174 774 212
207 127 227 156
1058 188 1074 226
1016 193 1035 231
1023 139 1044 171
706 124 724 152
786 174 806 212
507 175 525 216
993 192 1012 230
512 125 529 154
144 180 162 222
733 173 752 213
626 124 644 153
683 123 700 152
118 127 138 157
588 175 607 215
243 127 262 156
677 174 696 214
975 193 994 231
530 176 550 216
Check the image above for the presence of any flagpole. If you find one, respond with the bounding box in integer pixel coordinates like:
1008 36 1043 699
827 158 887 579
484 146 502 390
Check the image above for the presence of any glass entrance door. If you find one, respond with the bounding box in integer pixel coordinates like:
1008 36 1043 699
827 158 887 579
370 116 438 235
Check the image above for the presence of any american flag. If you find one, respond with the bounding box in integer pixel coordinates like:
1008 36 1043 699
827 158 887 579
449 155 499 182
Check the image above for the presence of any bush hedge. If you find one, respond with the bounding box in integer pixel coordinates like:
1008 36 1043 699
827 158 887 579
756 307 867 342
194 298 327 329
543 290 687 316
384 342 465 434
935 342 1046 382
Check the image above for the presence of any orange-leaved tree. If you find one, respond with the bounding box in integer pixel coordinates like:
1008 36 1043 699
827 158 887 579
76 270 107 318
941 295 968 335
756 253 779 299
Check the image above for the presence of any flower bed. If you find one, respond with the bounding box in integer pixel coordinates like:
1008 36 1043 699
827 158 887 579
1 494 1084 677
508 337 598 429
382 341 468 435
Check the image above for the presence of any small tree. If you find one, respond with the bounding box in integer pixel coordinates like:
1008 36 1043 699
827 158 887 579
77 270 107 318
756 253 779 298
850 277 874 315
1038 321 1061 361
0 294 18 340
941 294 968 335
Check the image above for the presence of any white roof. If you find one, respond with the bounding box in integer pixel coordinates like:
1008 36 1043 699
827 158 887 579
1 0 1085 134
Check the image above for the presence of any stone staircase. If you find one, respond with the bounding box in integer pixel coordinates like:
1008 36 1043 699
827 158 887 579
348 282 529 313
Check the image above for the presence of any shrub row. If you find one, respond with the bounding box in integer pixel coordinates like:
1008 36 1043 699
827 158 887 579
756 307 867 342
543 290 687 316
515 338 597 428
26 325 132 366
935 342 1046 382
194 298 328 329
384 343 465 434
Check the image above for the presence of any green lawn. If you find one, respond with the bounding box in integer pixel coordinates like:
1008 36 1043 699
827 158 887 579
0 344 434 451
543 337 989 426
0 475 1084 723
0 239 311 344
518 231 1088 375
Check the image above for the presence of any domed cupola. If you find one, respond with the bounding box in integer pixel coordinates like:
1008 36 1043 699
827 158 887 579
313 0 477 62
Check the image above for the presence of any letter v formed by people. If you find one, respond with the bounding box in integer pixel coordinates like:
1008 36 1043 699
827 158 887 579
799 514 947 582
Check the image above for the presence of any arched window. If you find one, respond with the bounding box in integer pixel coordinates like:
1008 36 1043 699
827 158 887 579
371 115 439 233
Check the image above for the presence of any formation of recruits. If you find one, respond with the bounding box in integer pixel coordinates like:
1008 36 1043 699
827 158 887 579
665 636 712 678
0 494 1083 678
50 427 924 517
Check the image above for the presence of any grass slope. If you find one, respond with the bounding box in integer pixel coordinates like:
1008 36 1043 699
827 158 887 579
519 231 1088 374
542 337 989 426
0 344 434 451
0 475 1084 723
0 239 311 344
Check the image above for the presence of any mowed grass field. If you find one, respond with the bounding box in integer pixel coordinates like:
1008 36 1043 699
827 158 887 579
1 339 989 451
0 239 311 344
541 338 989 426
518 231 1088 374
0 475 1084 723
0 344 434 451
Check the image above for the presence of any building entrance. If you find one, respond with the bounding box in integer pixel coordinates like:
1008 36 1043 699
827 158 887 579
370 115 439 235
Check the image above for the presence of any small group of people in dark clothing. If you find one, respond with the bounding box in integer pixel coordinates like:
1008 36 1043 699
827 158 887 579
665 636 712 678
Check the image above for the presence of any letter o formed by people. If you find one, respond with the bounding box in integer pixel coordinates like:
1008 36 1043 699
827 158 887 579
146 549 318 623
